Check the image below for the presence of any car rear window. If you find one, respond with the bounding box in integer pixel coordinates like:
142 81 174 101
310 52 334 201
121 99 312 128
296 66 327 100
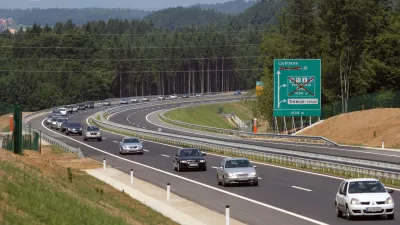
179 149 201 157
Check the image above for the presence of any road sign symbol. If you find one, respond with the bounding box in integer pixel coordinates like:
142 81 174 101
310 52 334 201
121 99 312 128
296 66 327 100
288 76 315 96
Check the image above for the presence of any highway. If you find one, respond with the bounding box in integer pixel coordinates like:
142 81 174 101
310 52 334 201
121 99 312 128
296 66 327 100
28 102 400 225
108 98 400 166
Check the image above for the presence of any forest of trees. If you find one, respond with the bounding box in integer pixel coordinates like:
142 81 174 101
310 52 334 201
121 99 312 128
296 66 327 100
254 0 400 122
0 0 398 119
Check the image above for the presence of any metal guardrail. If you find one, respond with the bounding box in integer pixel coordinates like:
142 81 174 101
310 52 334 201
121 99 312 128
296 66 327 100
93 109 400 172
90 114 400 185
158 101 338 146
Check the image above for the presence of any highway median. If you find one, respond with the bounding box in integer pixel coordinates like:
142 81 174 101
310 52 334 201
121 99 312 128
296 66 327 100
90 117 400 190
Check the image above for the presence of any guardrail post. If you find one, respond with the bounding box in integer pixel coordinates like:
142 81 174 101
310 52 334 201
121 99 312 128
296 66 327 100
103 158 106 171
382 140 384 149
225 205 230 225
130 169 134 183
167 183 171 200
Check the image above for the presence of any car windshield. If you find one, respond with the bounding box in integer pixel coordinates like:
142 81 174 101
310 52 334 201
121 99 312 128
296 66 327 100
179 149 201 157
123 138 139 143
57 118 68 122
87 126 99 131
52 117 60 121
69 123 81 127
348 181 387 194
225 159 252 168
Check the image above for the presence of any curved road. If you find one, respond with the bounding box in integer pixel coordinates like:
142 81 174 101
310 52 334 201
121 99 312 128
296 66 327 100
109 99 400 166
28 102 400 225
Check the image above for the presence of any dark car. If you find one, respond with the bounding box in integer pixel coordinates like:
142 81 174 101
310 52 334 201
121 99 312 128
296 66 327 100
60 121 70 132
234 90 241 95
65 105 73 113
182 93 189 98
173 148 206 172
78 104 86 110
65 122 83 136
86 101 94 108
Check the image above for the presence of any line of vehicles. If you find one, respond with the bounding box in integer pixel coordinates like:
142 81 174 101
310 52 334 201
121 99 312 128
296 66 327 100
51 101 95 116
119 93 207 104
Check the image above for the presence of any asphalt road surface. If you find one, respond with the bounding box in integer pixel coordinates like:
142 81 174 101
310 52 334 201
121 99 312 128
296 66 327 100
28 103 400 225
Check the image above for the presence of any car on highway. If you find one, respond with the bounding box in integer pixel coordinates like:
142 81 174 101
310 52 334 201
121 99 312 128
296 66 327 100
170 94 177 99
173 148 207 172
65 122 83 136
103 101 111 106
50 116 62 129
195 93 203 97
119 137 144 155
141 97 150 102
45 115 53 125
157 96 165 100
130 98 138 103
234 90 241 95
83 125 102 141
182 93 189 98
335 178 394 220
78 104 86 110
60 121 70 132
55 118 68 130
86 101 95 108
216 158 258 187
65 105 73 114
72 105 78 112
120 99 129 104
59 108 68 116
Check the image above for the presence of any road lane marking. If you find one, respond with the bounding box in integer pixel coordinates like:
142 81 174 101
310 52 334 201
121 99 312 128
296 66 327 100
292 186 312 192
40 117 329 225
143 149 150 152
258 177 262 180
161 154 170 158
211 166 220 169
113 141 119 143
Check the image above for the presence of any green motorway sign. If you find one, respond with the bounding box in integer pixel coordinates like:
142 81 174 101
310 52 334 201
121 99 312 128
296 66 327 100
273 59 321 117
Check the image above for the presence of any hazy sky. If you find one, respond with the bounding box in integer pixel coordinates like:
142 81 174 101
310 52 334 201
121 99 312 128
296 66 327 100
3 0 233 10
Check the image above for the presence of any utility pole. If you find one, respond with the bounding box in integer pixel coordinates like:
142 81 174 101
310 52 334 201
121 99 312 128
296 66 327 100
119 63 122 98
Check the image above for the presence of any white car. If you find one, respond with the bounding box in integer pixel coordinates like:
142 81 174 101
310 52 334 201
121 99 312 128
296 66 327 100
72 105 78 112
158 96 165 100
335 178 394 220
195 93 203 97
120 99 129 104
170 94 177 99
58 108 67 116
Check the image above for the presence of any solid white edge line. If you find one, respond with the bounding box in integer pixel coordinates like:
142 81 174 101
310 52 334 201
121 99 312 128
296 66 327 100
145 110 400 159
161 154 170 158
91 119 400 192
39 116 328 225
292 186 312 192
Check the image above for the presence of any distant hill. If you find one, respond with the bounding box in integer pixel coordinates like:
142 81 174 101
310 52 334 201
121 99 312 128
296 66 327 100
0 8 150 26
144 7 230 30
190 0 257 15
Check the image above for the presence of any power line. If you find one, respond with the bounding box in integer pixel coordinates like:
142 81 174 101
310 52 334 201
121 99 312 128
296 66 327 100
0 29 276 37
0 68 263 74
0 55 265 62
0 43 260 50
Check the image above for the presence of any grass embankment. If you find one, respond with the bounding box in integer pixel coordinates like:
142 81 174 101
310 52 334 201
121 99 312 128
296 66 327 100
163 101 254 129
0 146 178 225
300 108 400 149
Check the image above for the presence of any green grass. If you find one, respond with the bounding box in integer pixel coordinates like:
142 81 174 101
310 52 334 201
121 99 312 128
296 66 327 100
0 151 178 225
163 101 254 129
1 125 10 132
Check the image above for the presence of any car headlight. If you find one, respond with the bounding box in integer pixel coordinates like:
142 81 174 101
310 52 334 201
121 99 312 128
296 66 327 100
350 198 361 205
68 128 71 131
250 172 257 176
386 197 394 204
200 160 205 163
227 172 234 177
180 160 187 163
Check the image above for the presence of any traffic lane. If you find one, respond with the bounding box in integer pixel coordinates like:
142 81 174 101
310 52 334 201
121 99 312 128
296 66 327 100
33 113 400 225
131 109 400 165
31 116 318 225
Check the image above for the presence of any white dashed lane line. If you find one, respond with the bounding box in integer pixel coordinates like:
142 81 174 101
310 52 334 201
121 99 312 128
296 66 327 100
291 186 312 192
161 154 170 158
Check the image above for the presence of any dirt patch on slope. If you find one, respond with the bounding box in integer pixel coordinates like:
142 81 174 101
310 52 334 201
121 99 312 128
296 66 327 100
299 108 400 148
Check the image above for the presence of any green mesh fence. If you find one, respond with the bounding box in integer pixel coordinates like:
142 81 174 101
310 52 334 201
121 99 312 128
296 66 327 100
322 90 400 119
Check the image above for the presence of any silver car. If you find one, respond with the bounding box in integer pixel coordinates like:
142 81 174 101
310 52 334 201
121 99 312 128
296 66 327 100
119 137 143 155
83 125 102 141
216 158 258 187
50 116 62 129
45 116 53 125
55 118 68 130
